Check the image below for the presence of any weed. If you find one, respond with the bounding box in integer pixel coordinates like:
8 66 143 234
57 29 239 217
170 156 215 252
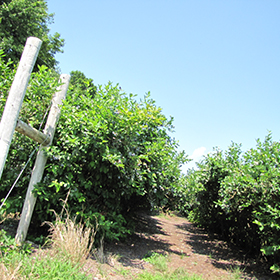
0 229 32 256
180 250 189 259
228 266 244 280
158 212 170 220
143 252 169 272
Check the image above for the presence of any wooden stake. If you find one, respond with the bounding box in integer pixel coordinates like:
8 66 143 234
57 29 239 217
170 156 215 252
15 74 70 245
0 37 42 180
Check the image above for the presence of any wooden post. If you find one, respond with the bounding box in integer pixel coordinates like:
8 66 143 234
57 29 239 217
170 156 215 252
15 74 70 245
0 37 42 180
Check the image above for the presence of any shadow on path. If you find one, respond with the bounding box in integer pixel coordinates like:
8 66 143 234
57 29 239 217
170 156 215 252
103 212 278 279
177 222 278 280
104 212 184 268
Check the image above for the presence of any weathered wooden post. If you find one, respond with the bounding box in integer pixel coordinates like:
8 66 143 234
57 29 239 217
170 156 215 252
0 37 42 180
15 74 70 245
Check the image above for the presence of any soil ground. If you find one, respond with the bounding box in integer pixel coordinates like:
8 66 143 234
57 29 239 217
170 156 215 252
1 212 278 279
83 212 278 280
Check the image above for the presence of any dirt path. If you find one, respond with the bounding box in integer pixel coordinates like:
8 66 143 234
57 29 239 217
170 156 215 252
84 212 277 279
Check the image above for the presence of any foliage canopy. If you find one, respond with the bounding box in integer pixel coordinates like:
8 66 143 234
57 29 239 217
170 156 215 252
0 0 64 69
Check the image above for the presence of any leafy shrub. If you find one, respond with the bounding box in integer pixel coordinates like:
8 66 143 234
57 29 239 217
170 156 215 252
32 81 187 242
0 0 64 70
0 49 15 117
183 134 280 275
183 144 242 234
0 52 187 243
0 229 32 256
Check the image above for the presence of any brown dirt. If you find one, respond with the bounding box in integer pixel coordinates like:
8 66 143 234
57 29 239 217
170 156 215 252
83 212 278 280
1 212 277 279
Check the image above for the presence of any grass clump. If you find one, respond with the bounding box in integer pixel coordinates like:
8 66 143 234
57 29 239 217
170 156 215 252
1 251 90 280
143 252 169 272
0 209 96 280
0 229 32 280
44 210 96 267
228 266 244 280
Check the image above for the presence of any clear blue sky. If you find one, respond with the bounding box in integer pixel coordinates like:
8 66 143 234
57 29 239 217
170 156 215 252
47 0 280 171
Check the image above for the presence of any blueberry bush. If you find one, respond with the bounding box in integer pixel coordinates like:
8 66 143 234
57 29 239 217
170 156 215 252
182 134 280 274
0 52 188 242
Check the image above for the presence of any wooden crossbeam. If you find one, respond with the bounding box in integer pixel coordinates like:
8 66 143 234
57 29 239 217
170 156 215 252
15 119 51 146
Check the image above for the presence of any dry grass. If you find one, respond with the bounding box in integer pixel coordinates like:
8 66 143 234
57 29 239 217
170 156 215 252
0 200 97 279
44 210 97 267
0 262 22 280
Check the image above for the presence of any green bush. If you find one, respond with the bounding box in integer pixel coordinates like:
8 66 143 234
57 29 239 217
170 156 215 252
0 53 187 243
183 134 280 275
33 81 187 241
0 0 64 70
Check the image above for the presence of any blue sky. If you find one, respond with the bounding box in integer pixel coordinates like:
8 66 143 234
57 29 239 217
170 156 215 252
47 0 280 171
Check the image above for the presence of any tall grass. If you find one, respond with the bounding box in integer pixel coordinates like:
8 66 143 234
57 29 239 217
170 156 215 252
44 210 96 267
0 208 96 279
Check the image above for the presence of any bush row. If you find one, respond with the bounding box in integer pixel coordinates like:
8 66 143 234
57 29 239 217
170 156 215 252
180 134 280 274
0 52 187 243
